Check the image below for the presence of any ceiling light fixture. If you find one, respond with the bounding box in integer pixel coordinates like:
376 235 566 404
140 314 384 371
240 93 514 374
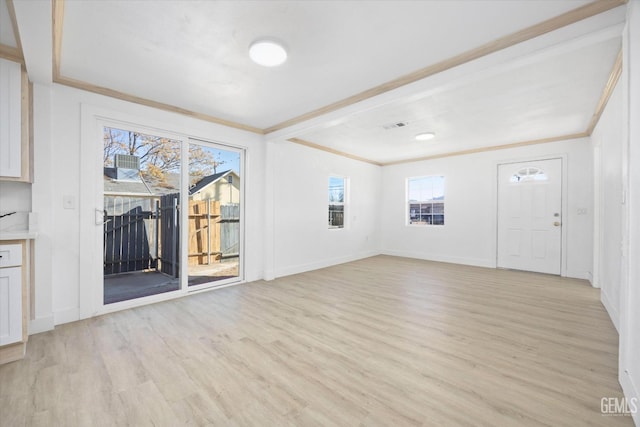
249 39 288 67
415 132 436 141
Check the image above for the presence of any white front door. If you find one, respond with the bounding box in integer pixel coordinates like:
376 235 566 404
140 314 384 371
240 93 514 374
497 158 562 275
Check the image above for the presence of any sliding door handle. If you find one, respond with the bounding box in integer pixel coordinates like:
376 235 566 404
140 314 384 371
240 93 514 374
95 209 105 225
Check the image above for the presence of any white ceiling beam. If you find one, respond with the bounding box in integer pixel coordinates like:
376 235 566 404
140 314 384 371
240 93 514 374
12 0 51 84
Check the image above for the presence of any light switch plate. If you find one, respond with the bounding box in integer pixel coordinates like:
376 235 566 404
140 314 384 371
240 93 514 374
63 195 75 210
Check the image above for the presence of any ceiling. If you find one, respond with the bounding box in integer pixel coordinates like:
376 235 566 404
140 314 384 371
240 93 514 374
0 0 16 48
5 0 628 164
300 37 621 164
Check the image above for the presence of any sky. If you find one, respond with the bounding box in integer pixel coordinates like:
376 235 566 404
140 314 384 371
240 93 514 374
408 176 445 202
329 176 345 202
197 144 240 175
104 126 240 175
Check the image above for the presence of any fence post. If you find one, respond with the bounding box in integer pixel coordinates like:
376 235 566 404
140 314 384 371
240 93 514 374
207 198 211 265
172 197 178 278
155 200 160 271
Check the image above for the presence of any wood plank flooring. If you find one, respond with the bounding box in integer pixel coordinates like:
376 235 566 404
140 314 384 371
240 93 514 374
0 255 632 426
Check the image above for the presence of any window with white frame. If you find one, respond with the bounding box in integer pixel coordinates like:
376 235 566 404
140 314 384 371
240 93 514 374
407 175 445 225
328 176 346 229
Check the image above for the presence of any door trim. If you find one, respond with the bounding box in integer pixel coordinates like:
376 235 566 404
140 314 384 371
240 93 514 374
79 104 248 319
80 106 189 318
495 155 568 277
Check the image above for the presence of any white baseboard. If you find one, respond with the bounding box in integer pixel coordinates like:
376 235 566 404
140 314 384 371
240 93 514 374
275 250 380 278
28 315 55 335
564 269 592 281
263 269 276 281
380 250 495 269
54 307 80 326
586 271 598 288
600 289 620 333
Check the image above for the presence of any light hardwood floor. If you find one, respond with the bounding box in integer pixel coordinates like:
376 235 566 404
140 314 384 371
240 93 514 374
0 256 632 426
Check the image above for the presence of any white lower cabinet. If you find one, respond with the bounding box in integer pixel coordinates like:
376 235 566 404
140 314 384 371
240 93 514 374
0 266 21 345
0 241 28 363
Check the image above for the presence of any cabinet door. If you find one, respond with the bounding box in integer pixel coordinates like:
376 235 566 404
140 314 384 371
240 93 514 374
0 58 22 178
0 266 22 346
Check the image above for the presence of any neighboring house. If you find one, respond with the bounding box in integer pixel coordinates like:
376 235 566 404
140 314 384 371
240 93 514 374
190 170 240 205
103 167 153 197
103 154 180 214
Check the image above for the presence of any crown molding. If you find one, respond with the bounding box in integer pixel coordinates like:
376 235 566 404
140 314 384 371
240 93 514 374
54 74 265 134
587 48 623 135
0 44 22 64
381 133 589 166
5 0 23 58
287 138 383 166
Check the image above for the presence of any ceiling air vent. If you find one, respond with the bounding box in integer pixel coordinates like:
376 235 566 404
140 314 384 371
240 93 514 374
382 121 409 130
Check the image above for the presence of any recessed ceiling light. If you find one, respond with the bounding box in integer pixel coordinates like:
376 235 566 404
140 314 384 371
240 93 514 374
249 39 287 67
415 132 435 141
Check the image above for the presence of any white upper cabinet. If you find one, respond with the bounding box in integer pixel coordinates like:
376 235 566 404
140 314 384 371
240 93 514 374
0 58 22 179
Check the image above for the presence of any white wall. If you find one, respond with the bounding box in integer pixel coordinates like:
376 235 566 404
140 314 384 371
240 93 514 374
0 182 31 213
620 1 640 423
35 83 265 326
592 81 624 330
267 140 381 278
380 138 594 279
29 83 54 333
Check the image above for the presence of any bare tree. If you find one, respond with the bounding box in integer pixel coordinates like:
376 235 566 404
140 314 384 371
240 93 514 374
103 127 225 184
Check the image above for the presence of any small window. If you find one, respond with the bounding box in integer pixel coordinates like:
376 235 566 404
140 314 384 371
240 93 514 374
329 176 346 229
510 167 547 183
227 175 233 184
407 176 445 225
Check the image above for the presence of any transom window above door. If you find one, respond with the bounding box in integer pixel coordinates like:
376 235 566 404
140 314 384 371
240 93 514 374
509 167 548 183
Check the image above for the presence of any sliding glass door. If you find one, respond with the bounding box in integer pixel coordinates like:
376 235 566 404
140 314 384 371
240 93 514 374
98 122 243 307
102 127 182 304
187 141 242 288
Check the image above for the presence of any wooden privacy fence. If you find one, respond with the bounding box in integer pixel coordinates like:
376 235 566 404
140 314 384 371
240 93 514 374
104 195 238 275
220 204 240 258
103 205 155 275
103 193 179 277
188 201 240 264
188 199 221 265
158 193 180 277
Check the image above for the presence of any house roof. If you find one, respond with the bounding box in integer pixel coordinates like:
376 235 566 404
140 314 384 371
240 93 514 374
104 166 237 197
103 167 152 195
189 170 237 195
103 168 180 196
147 172 180 196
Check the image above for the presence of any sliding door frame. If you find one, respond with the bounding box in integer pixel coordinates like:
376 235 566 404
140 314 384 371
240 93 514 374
186 137 246 292
79 104 246 319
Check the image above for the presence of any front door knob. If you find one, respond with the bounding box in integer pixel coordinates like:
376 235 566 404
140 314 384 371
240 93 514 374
554 221 561 226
